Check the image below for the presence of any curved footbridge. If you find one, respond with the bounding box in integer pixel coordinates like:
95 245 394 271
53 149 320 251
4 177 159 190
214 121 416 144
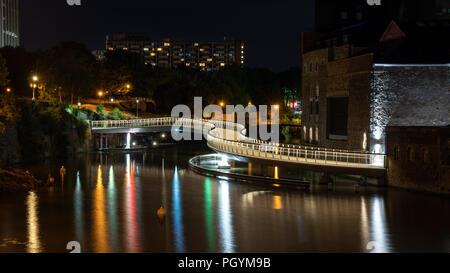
91 117 386 178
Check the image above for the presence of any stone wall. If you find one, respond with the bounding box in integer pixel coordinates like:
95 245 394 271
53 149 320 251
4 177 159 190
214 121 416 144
370 65 449 153
386 126 450 195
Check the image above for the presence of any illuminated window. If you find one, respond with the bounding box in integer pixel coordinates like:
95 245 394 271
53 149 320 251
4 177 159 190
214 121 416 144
199 63 206 67
220 63 225 67
157 48 162 51
150 52 156 56
207 58 213 62
194 43 199 47
186 63 191 66
144 48 149 51
164 42 170 47
180 58 185 62
123 48 128 51
200 48 205 52
107 47 114 51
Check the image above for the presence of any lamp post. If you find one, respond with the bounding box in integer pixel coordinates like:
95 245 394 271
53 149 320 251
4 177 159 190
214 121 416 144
136 99 140 118
77 102 82 117
32 75 38 101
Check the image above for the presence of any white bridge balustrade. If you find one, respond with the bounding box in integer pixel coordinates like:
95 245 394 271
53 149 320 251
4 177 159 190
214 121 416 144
91 117 386 170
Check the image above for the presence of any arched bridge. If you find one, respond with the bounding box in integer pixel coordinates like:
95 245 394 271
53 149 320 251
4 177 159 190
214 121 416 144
91 118 386 177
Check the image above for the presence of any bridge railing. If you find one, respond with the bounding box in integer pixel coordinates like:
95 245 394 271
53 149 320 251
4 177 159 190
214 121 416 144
206 132 386 169
91 117 386 169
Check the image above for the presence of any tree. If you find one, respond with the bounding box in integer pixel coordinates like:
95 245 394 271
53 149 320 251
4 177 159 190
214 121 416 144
0 55 9 87
40 42 97 103
0 55 14 134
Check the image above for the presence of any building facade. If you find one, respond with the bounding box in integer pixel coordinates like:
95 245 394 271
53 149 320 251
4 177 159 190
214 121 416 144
0 0 20 47
301 0 449 154
106 33 245 70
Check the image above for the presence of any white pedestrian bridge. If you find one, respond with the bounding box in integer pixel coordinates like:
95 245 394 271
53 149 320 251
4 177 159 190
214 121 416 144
91 118 386 177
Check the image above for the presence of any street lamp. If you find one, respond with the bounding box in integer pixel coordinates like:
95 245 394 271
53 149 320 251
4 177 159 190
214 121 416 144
219 101 225 108
5 87 11 93
136 99 140 118
32 75 38 101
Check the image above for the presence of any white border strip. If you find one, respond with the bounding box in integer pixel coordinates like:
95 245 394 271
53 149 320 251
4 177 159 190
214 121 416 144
373 63 450 67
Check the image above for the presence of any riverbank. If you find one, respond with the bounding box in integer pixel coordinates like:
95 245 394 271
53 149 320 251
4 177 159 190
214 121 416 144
0 167 44 193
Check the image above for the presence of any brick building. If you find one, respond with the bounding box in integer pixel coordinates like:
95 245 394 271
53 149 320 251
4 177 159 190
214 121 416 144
301 0 449 154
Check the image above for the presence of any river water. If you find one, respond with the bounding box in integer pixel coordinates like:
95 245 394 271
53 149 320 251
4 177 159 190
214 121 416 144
0 142 449 253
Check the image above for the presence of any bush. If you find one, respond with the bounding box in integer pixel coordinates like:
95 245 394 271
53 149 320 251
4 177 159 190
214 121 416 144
96 104 104 114
113 107 122 119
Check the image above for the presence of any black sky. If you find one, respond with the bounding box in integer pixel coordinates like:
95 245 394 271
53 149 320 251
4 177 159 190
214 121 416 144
20 0 315 72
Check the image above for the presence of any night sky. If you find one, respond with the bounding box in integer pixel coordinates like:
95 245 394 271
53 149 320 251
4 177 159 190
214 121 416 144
20 0 315 72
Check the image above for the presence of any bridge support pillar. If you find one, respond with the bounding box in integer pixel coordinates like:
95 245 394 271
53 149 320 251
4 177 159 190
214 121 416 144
105 135 108 149
99 134 103 150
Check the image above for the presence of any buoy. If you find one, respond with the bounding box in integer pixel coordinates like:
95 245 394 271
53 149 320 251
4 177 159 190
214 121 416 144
157 206 166 220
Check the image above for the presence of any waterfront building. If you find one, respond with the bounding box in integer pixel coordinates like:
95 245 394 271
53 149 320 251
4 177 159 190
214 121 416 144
300 0 449 154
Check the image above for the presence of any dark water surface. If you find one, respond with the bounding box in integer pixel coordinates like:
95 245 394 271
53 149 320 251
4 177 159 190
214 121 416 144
0 143 449 253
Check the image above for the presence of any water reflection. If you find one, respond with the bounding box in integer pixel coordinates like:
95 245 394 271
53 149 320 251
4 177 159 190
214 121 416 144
74 172 84 243
93 165 109 253
218 181 235 253
26 191 42 253
204 179 216 252
360 197 370 251
172 166 186 253
370 197 390 253
108 166 119 252
7 145 450 253
273 196 283 210
124 154 140 253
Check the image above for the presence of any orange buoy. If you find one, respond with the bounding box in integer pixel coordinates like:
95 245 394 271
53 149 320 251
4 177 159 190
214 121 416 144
157 206 166 220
